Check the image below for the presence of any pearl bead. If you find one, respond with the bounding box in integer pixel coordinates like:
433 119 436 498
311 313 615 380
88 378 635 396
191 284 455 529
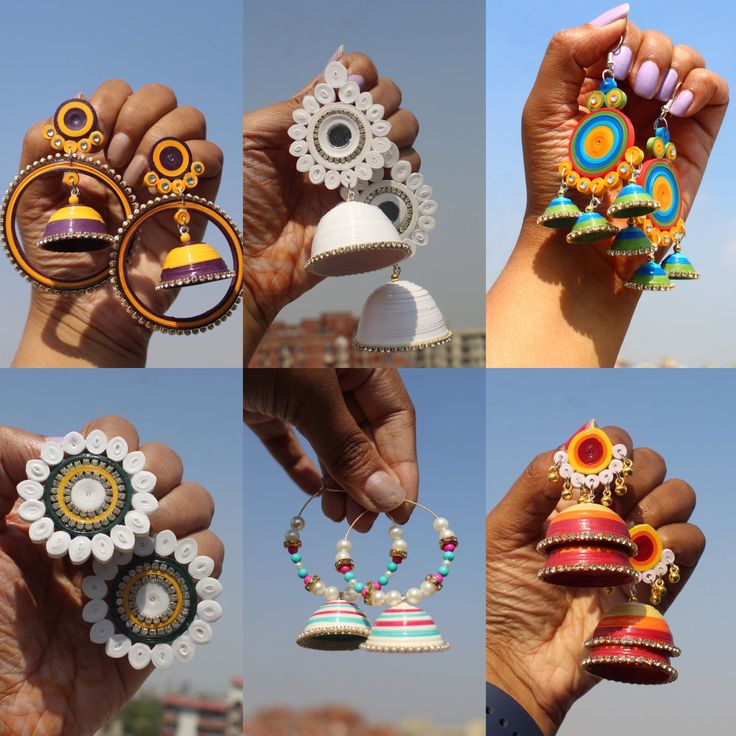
295 562 304 569
324 586 340 601
311 581 325 596
405 587 423 605
388 524 404 540
336 539 352 552
344 588 358 601
386 590 402 607
391 538 407 552
290 516 305 531
372 590 386 607
335 551 352 561
284 530 300 542
420 581 437 597
433 517 449 533
441 529 456 540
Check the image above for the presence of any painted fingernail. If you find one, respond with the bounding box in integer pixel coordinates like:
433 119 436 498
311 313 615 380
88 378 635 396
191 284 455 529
670 89 693 117
656 69 679 102
348 74 365 90
612 45 633 80
634 60 660 99
326 44 344 66
590 3 630 26
364 470 406 511
107 132 134 169
124 154 148 187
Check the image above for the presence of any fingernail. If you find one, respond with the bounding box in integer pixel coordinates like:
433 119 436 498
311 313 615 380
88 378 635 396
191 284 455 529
364 470 406 511
348 74 365 90
124 153 148 186
590 3 630 26
670 89 693 117
656 69 679 102
633 60 660 99
107 132 134 169
76 91 85 99
612 45 633 80
326 44 344 66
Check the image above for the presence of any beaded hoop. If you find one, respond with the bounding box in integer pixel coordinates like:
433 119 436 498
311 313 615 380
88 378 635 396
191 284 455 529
17 430 158 563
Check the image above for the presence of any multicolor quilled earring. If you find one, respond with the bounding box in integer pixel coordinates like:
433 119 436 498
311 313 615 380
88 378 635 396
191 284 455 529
288 60 451 352
285 487 456 652
537 40 660 246
625 86 697 290
81 531 222 670
109 137 243 334
538 421 637 586
582 524 681 684
0 98 136 293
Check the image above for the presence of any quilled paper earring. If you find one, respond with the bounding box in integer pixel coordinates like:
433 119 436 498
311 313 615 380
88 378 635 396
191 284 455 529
16 431 157 563
0 98 136 293
582 524 681 684
81 531 222 670
109 136 243 334
537 421 638 586
625 88 697 290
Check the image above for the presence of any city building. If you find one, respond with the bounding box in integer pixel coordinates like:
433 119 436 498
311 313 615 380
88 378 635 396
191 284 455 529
160 678 242 736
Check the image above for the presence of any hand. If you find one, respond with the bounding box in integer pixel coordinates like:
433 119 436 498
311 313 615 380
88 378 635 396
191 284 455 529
486 425 705 735
13 80 223 368
244 368 418 530
0 416 223 735
487 8 729 367
243 46 420 365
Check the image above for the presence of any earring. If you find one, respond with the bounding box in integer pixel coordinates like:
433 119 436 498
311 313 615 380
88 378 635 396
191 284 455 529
108 137 243 334
1 98 136 293
538 421 637 587
625 87 698 290
582 524 681 684
16 431 158 563
81 531 222 670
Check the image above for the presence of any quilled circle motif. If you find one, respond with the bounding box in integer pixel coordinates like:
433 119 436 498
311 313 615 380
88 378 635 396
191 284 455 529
566 428 614 475
54 100 97 140
569 109 634 178
149 138 192 180
639 159 682 229
629 524 664 572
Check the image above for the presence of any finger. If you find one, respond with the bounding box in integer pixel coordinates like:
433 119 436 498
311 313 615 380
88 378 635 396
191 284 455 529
369 77 402 117
670 67 730 120
184 140 223 180
340 51 379 94
0 427 44 519
106 83 178 170
658 522 706 569
321 490 346 522
386 108 420 151
346 496 377 533
88 79 134 148
149 481 214 536
137 442 183 497
190 529 225 577
81 416 139 453
655 44 705 103
123 105 206 187
625 479 696 528
398 146 421 172
630 30 673 100
612 20 642 80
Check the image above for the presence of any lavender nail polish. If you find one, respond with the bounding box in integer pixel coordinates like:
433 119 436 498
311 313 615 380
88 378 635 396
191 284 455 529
348 74 365 91
326 44 344 65
612 45 633 80
670 90 693 117
634 60 660 99
656 69 679 102
590 3 630 27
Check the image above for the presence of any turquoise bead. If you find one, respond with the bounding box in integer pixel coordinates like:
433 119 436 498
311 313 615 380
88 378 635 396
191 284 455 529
438 565 450 576
354 582 365 592
291 553 302 563
443 551 455 561
378 575 389 586
387 561 398 572
343 571 355 582
297 568 308 578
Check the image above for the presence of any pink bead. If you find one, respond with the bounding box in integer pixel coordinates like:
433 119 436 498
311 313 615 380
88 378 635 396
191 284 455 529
304 575 312 584
373 582 381 590
361 588 368 597
392 556 403 564
288 546 298 554
443 543 456 552
339 565 350 573
435 573 444 583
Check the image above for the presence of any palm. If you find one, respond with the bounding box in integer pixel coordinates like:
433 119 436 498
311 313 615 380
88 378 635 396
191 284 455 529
0 523 146 735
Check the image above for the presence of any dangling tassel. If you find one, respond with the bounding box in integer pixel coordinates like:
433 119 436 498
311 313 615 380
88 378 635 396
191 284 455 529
537 193 581 229
625 256 673 292
38 189 113 252
661 244 700 280
607 220 657 256
567 209 619 244
607 182 660 219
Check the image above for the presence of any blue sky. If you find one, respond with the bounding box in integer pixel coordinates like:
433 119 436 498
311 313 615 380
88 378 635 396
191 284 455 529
486 1 736 365
244 369 485 725
245 0 485 333
0 369 242 698
0 0 242 367
487 369 735 733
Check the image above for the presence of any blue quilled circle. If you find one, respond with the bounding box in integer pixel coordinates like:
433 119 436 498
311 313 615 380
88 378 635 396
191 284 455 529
570 109 632 178
641 160 681 229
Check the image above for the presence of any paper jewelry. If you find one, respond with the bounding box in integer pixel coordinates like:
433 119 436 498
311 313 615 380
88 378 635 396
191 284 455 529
0 98 136 292
287 59 451 351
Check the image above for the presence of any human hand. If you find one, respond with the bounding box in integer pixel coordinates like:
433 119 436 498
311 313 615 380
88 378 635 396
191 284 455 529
13 80 223 368
487 7 729 367
244 368 418 530
243 46 420 365
486 425 705 735
0 416 223 735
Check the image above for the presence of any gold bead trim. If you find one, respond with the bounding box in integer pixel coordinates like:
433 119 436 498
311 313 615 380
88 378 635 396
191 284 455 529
584 636 681 657
536 532 637 555
581 655 678 683
354 330 453 354
304 241 412 275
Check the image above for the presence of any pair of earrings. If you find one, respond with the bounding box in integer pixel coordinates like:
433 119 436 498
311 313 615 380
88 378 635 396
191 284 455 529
0 98 243 334
16 430 222 670
285 488 457 652
538 37 697 291
538 422 681 684
287 60 452 352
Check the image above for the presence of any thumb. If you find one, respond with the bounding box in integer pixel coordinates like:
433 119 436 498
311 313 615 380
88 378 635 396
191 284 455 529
0 426 45 522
